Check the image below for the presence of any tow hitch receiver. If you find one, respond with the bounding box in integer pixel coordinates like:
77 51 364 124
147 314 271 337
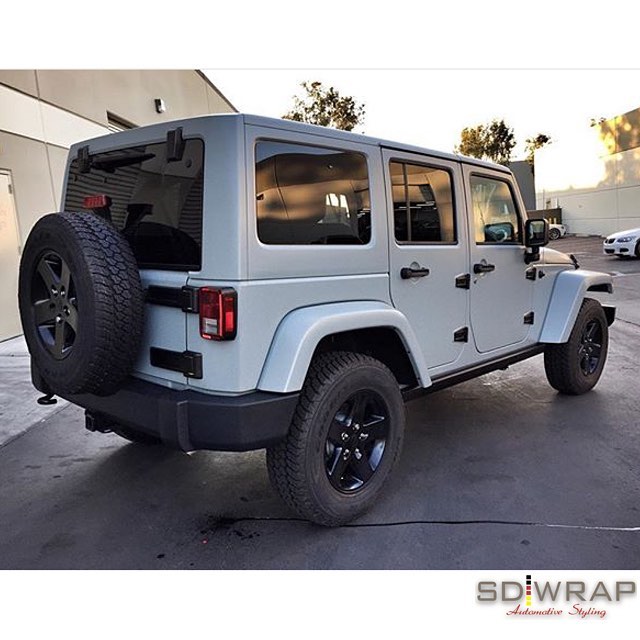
85 411 113 434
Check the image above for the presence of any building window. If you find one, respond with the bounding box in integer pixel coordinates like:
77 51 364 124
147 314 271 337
107 112 136 133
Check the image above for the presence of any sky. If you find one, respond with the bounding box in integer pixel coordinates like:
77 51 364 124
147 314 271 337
207 69 640 161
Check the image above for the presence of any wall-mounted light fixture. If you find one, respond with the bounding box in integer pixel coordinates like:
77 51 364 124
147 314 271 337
154 98 166 114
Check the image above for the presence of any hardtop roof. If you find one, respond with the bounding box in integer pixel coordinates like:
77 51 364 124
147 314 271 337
241 113 511 173
68 112 511 174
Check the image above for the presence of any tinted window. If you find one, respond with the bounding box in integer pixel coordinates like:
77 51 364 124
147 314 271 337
255 141 371 245
470 175 522 244
64 139 204 270
390 161 456 243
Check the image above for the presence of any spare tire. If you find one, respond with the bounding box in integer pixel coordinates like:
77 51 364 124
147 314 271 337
18 212 144 396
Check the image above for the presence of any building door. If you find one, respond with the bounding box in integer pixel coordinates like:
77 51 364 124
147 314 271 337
0 171 22 341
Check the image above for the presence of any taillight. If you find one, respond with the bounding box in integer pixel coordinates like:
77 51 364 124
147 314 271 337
199 287 237 341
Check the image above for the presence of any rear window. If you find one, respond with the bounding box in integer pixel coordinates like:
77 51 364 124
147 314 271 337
255 141 371 245
64 138 204 270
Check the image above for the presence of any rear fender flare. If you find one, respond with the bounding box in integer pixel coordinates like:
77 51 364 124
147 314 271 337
257 301 430 393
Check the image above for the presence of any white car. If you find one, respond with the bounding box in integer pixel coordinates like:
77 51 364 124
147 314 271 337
603 227 640 258
548 223 567 241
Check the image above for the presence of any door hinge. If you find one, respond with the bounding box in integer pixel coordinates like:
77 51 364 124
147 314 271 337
78 145 91 173
167 127 186 162
525 267 537 280
146 285 199 313
524 312 535 325
150 347 203 379
455 273 471 289
453 327 469 342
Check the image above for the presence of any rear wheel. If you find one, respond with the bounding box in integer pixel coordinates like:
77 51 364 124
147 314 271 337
544 298 608 395
548 227 561 241
635 240 640 259
266 351 405 526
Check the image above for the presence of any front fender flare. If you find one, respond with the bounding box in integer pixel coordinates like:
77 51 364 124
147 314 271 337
539 269 614 343
257 301 431 393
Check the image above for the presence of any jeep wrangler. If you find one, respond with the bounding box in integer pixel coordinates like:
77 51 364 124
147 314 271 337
18 114 615 526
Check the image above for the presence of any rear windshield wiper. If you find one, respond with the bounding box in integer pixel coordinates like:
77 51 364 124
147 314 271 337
89 153 156 172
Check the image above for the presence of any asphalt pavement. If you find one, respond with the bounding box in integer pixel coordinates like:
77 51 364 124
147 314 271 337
1 236 639 569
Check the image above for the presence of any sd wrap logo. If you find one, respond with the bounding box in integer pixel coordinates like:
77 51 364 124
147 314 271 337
477 574 636 619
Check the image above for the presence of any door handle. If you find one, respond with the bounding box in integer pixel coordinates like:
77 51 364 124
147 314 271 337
473 263 496 274
400 266 430 279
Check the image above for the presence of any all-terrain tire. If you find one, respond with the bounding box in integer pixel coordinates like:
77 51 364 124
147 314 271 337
266 351 405 526
544 298 608 395
18 212 144 396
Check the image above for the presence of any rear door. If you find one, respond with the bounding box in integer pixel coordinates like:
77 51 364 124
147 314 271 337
385 150 469 370
64 134 205 384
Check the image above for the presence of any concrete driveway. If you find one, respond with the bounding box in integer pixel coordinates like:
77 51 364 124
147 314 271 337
1 236 639 569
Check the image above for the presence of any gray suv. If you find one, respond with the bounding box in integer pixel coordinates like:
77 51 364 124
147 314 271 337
18 114 615 525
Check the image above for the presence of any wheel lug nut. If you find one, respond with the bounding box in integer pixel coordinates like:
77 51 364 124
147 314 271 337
354 450 362 460
343 449 350 459
353 424 360 431
359 432 368 440
55 315 63 324
341 432 349 441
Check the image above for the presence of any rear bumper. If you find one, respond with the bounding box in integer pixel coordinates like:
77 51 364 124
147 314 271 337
38 371 299 452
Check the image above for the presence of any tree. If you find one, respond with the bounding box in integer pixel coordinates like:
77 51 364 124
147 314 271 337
456 118 516 166
524 133 552 165
283 81 365 132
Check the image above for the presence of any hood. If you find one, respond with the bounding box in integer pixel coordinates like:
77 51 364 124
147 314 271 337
540 247 575 266
606 227 640 239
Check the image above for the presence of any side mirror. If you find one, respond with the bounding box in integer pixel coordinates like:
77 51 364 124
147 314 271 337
525 218 549 248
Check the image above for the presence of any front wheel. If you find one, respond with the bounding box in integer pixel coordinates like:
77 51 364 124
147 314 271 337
544 298 609 395
549 228 561 241
266 352 405 526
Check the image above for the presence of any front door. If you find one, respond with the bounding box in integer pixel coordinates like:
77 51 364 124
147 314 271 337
385 150 469 369
0 171 22 341
463 167 534 353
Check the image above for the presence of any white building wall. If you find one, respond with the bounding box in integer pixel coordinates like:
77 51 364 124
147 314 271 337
535 112 640 236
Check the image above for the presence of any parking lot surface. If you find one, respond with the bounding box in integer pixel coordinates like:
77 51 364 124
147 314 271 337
1 236 639 569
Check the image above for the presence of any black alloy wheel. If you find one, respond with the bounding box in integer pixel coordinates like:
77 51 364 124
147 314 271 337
325 390 389 492
31 251 79 360
18 212 144 396
544 298 608 395
266 351 405 526
578 320 603 376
